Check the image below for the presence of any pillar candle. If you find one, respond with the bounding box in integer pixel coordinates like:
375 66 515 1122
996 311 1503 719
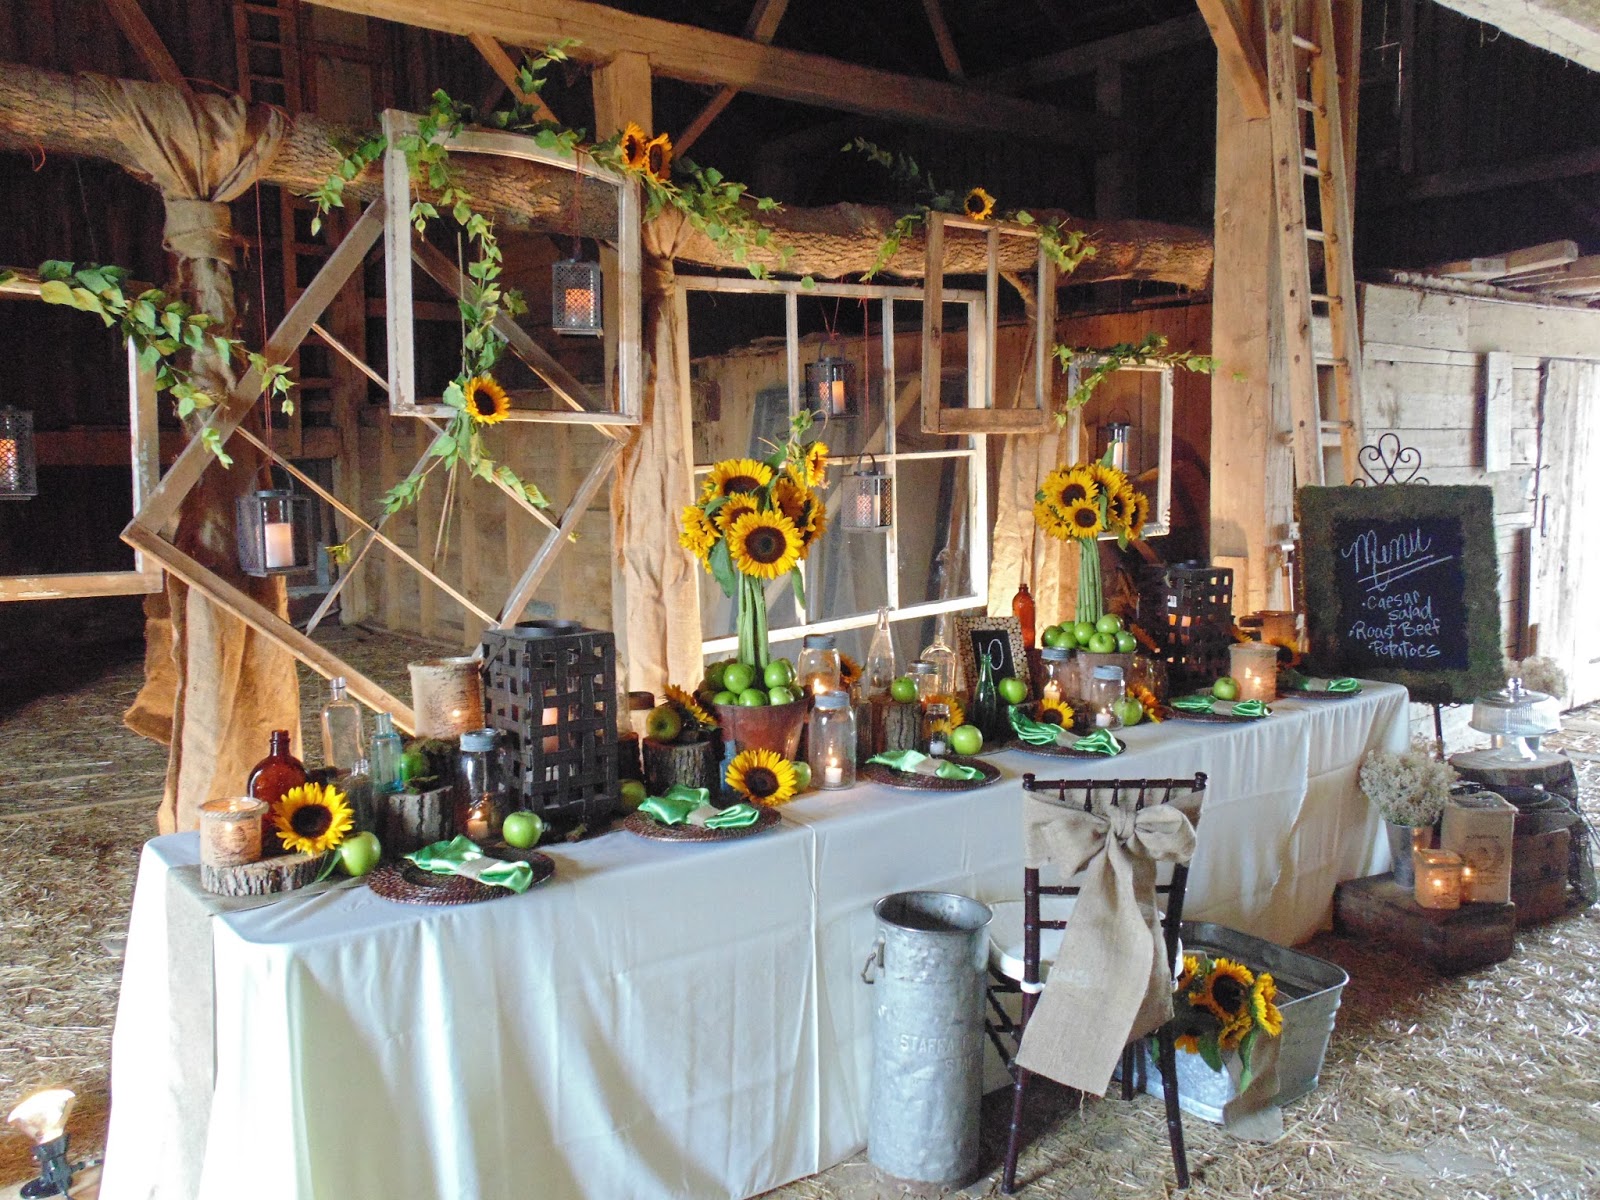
263 521 296 570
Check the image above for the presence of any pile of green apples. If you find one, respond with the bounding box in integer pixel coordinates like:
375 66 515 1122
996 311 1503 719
701 658 803 708
1039 613 1138 655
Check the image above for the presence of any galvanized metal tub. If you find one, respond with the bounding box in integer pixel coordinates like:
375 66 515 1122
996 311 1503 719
1142 921 1349 1122
862 891 993 1187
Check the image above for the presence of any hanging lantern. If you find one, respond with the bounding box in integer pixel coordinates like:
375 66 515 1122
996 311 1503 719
0 406 38 500
1104 420 1134 474
551 258 603 336
842 454 892 532
805 344 857 418
235 489 313 577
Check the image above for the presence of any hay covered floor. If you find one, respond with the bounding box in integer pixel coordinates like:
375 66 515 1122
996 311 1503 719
1 650 1598 1198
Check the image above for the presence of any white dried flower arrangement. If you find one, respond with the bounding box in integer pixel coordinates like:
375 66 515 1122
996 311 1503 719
1359 748 1457 827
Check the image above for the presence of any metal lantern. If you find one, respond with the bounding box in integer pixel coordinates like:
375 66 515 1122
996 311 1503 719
0 405 38 500
235 489 314 577
842 454 893 532
805 347 857 418
1104 420 1134 474
551 258 603 336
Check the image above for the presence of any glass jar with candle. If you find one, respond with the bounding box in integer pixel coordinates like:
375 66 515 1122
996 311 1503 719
921 702 951 757
1414 848 1464 910
911 661 941 702
798 633 842 697
1088 665 1126 729
1229 642 1280 703
808 692 857 789
456 728 508 843
1039 646 1073 706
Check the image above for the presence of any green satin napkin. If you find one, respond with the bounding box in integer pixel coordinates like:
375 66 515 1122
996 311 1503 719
868 749 986 781
1326 677 1360 693
1230 699 1272 718
1171 695 1217 714
638 785 712 826
405 836 534 894
1009 706 1068 746
1069 728 1124 756
702 803 761 829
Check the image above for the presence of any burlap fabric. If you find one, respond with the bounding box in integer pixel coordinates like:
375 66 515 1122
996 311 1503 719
1014 791 1198 1095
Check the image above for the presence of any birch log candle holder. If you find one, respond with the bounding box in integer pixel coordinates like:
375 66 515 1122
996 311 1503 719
408 656 485 738
199 797 268 868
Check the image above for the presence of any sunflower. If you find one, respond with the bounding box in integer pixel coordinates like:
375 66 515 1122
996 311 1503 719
713 492 760 533
1251 972 1284 1038
1129 683 1164 723
1176 952 1202 992
773 476 811 525
1189 957 1255 1025
463 375 511 425
703 457 774 500
1217 1010 1255 1053
272 782 354 856
839 653 862 691
665 683 718 731
964 186 996 221
1038 694 1076 727
1032 497 1075 540
924 693 966 734
795 496 828 556
1106 484 1137 531
726 747 799 806
679 505 718 563
1128 491 1151 538
727 510 803 579
1174 1032 1202 1055
619 122 649 170
801 441 829 488
644 132 672 183
1038 465 1099 514
1064 498 1105 539
1088 460 1129 498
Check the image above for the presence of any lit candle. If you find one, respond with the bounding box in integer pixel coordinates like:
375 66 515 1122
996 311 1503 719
0 438 17 491
824 757 844 786
1229 643 1279 703
564 287 592 320
542 705 560 754
1414 849 1464 910
465 801 491 842
199 797 268 869
828 379 847 411
1042 679 1062 704
263 520 295 569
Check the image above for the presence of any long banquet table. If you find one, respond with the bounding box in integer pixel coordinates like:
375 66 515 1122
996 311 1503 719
101 682 1408 1200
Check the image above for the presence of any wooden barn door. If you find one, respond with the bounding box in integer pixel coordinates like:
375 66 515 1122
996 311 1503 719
1532 359 1600 708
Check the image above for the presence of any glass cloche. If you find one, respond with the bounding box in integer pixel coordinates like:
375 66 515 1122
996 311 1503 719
1468 677 1561 762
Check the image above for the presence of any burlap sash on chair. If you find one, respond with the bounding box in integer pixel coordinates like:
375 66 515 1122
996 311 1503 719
1014 793 1197 1095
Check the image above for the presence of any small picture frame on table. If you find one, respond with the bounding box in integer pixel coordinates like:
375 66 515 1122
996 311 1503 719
955 615 1031 694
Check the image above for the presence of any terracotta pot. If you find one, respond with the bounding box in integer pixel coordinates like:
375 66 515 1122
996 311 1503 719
714 698 809 759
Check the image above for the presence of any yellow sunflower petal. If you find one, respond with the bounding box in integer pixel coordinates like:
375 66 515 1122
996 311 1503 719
272 782 354 856
964 186 996 221
619 122 649 170
727 511 803 579
679 505 718 563
924 693 966 733
464 375 512 425
1251 973 1284 1037
726 747 799 806
803 442 829 488
1129 491 1151 538
1064 498 1104 539
1039 695 1075 727
665 683 719 730
705 457 774 500
644 132 672 183
713 493 759 534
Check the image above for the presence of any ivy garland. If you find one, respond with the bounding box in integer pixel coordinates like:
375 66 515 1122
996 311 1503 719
1052 333 1216 422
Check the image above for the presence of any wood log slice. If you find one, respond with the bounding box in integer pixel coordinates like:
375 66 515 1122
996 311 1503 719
380 785 455 856
883 700 922 754
642 737 720 795
856 697 885 764
201 852 319 896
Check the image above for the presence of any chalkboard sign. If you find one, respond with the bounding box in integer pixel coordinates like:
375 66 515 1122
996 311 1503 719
955 615 1030 693
1300 485 1503 704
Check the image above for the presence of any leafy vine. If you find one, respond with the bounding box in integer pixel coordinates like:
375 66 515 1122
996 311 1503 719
1052 333 1215 420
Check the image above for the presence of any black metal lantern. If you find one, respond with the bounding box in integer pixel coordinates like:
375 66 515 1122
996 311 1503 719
805 345 857 419
842 454 892 532
551 258 603 336
7 1087 78 1199
0 406 38 500
235 489 314 577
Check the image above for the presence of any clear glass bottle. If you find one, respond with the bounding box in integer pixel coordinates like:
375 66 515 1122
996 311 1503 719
456 728 508 842
1011 582 1037 649
920 612 959 697
320 676 365 772
1088 665 1126 728
798 633 842 697
808 691 857 789
247 730 306 854
368 712 404 794
862 606 897 698
921 702 951 757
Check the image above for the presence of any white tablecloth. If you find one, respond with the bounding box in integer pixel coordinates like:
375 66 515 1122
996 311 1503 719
101 683 1407 1200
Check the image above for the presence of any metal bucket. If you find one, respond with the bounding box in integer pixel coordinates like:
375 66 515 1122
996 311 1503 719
861 891 993 1188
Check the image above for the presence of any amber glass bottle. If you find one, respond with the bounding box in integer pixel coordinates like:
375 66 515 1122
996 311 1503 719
248 730 306 854
1011 582 1037 649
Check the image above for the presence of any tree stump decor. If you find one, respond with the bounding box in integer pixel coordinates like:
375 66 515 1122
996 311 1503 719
380 785 454 857
201 852 320 897
883 700 922 753
642 737 721 796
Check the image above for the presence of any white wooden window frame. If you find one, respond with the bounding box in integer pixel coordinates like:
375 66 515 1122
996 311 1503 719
0 273 163 601
381 110 643 426
679 275 990 656
1062 355 1175 540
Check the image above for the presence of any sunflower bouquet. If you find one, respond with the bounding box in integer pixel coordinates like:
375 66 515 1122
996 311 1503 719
1167 952 1284 1087
680 413 830 669
1033 450 1150 624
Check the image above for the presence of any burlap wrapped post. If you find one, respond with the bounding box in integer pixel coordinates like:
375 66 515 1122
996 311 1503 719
1014 792 1198 1095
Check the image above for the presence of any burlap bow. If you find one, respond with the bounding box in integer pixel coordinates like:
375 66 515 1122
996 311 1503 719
1014 793 1198 1095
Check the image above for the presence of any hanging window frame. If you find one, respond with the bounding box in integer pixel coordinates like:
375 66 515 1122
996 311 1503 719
1062 355 1175 540
678 275 991 657
381 110 642 427
0 271 163 601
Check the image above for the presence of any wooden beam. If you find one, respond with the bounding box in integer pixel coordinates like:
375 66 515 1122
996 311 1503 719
1196 0 1270 120
982 13 1211 90
303 0 1127 148
921 0 965 79
101 0 188 91
1369 146 1600 209
1428 240 1581 280
675 0 790 158
468 32 559 123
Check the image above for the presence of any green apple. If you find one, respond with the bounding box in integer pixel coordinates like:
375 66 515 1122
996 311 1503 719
723 662 756 694
644 704 682 742
997 676 1028 705
1114 631 1138 654
791 761 813 791
948 724 984 755
501 811 545 848
764 659 796 689
337 831 382 876
1088 632 1116 654
1112 696 1144 727
712 689 738 706
768 685 797 705
398 745 430 786
1212 676 1241 701
704 660 729 690
737 688 769 706
1073 621 1098 645
1041 625 1069 649
1095 613 1124 635
889 676 919 703
618 780 648 813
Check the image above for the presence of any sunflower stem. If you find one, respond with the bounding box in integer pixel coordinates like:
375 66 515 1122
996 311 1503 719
1076 538 1103 624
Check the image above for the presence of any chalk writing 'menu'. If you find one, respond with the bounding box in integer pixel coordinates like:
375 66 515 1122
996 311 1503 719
1338 527 1454 593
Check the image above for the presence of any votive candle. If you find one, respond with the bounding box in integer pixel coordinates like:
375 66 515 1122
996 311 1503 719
199 797 268 868
1414 848 1464 910
263 521 296 570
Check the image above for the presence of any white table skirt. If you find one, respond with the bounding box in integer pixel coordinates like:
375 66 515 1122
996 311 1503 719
101 683 1408 1200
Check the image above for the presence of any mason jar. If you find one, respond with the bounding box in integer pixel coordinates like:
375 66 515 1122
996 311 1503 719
808 691 857 789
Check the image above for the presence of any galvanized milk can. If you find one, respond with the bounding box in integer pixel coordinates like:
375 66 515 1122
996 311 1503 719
861 891 993 1187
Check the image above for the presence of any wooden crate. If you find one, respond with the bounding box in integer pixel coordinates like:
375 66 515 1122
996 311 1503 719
1334 873 1515 974
1511 826 1572 925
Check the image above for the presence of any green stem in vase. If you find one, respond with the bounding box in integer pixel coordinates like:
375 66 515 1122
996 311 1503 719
1077 538 1103 624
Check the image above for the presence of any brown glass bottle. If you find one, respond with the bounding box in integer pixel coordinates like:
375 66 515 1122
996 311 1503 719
1011 582 1037 649
248 730 306 855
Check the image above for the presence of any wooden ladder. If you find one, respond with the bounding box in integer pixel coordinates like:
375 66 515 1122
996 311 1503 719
1264 0 1364 486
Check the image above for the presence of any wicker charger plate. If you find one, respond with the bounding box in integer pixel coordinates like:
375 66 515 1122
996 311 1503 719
1160 699 1271 724
1004 734 1128 759
861 755 1002 791
1282 683 1363 700
620 805 783 842
367 854 555 906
